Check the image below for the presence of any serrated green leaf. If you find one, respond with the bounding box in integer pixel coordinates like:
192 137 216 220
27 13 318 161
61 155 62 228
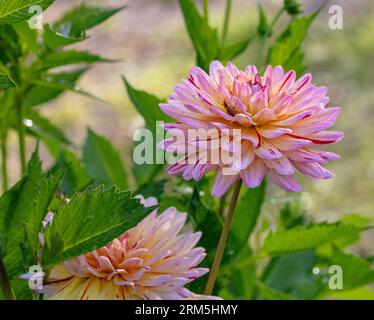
0 148 67 277
43 24 84 50
39 50 114 70
179 0 220 70
42 186 154 268
261 223 362 256
83 129 128 190
23 68 87 108
0 0 54 25
0 73 16 88
53 4 125 38
256 282 296 300
261 250 323 299
328 247 374 290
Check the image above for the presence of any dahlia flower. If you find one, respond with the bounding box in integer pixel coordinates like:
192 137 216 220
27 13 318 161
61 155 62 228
40 196 215 300
160 61 343 197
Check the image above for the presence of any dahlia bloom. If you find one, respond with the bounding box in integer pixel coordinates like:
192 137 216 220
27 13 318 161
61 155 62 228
39 196 214 300
160 61 343 197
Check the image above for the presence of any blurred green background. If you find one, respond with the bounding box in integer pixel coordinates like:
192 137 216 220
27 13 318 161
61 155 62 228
7 0 373 252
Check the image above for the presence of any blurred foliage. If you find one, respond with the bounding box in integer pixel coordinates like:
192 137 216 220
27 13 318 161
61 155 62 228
0 0 373 301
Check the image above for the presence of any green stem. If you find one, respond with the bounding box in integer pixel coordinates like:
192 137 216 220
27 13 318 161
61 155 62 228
221 0 232 47
203 0 209 23
256 7 285 66
204 179 242 295
218 192 228 218
16 98 26 175
0 254 14 300
1 129 8 191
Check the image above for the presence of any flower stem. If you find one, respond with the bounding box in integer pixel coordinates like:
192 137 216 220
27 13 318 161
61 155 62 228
0 254 14 300
218 192 228 218
16 100 26 175
1 129 8 192
203 0 209 23
256 7 285 66
221 0 232 47
204 179 242 295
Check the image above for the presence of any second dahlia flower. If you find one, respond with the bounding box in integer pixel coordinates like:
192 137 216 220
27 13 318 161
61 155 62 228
160 61 343 197
40 196 214 300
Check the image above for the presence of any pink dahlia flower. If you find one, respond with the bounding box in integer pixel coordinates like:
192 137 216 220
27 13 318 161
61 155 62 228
40 196 215 300
160 61 343 197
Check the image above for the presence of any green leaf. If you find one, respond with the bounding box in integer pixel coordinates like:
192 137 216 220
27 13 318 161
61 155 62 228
257 4 270 37
256 282 295 300
30 78 106 103
53 4 125 38
218 245 256 299
10 277 33 300
136 179 167 201
261 223 362 256
329 286 374 300
341 213 373 227
42 186 154 268
13 21 39 54
262 250 325 299
187 188 222 293
0 73 16 88
83 129 128 190
0 0 54 25
219 37 252 62
261 250 323 299
283 49 305 77
132 162 164 188
267 11 319 68
39 50 114 70
53 149 92 197
43 24 84 50
124 78 170 186
328 247 374 290
179 0 220 70
23 68 87 108
217 182 266 298
123 77 170 133
0 148 67 277
231 182 266 248
0 25 22 64
25 110 70 145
